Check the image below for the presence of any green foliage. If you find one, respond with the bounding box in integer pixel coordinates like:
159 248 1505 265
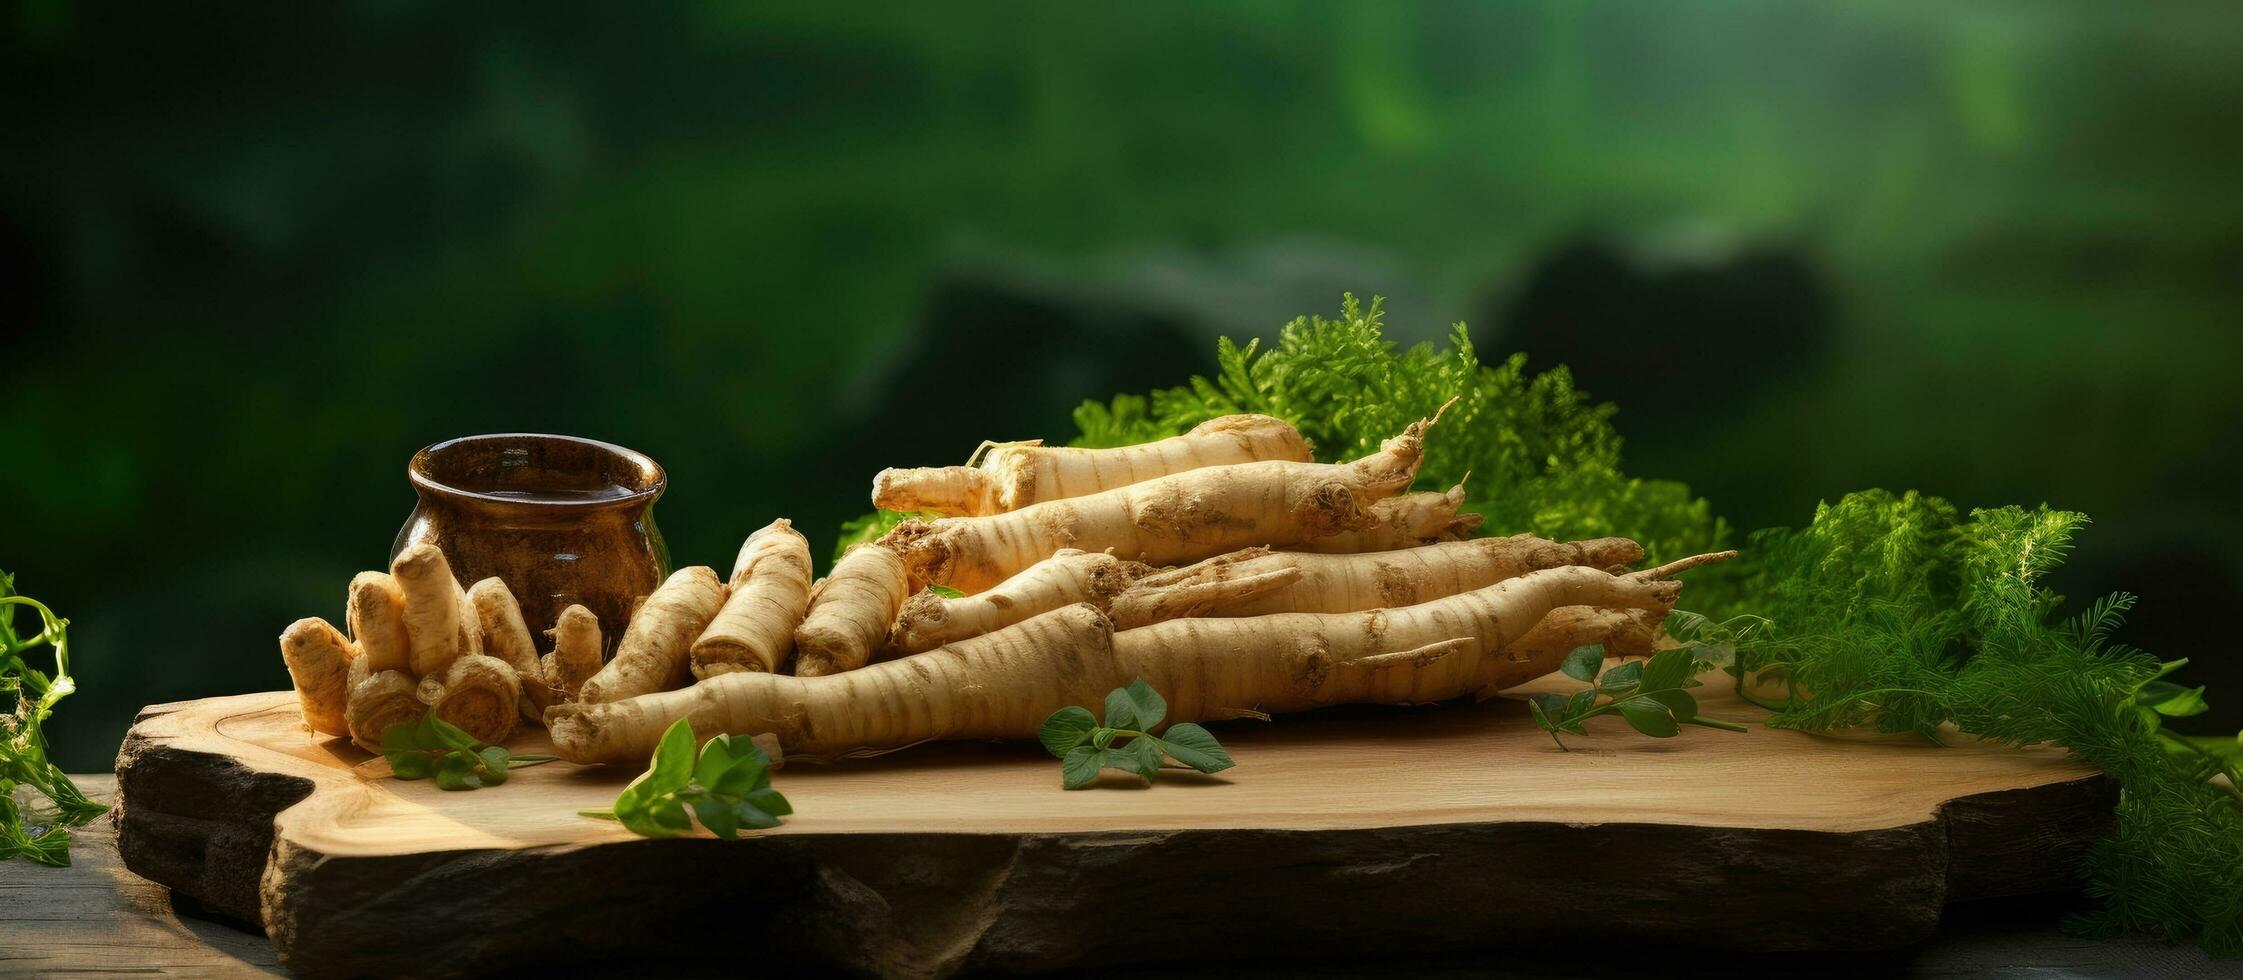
581 719 791 839
1528 645 1748 750
0 571 105 866
1070 295 1732 579
1736 489 2243 953
1037 679 1235 789
379 712 556 791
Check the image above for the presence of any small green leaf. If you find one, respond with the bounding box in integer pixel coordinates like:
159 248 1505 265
693 796 740 840
742 787 793 818
926 584 965 599
389 752 433 780
1564 689 1597 719
1647 689 1698 720
709 759 764 798
1120 737 1163 780
694 736 738 788
1090 726 1118 749
379 719 420 758
478 746 511 786
1156 723 1235 773
426 715 482 753
1103 687 1139 731
434 754 481 790
1617 697 1680 738
1529 693 1571 724
1599 660 1644 693
730 799 782 831
652 801 693 834
1561 644 1604 683
646 719 699 791
1061 745 1103 789
2137 681 2210 718
1527 697 1555 732
1640 649 1696 692
1122 678 1168 730
1038 706 1098 758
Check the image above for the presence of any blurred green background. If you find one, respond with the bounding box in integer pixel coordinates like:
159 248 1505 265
6 2 2240 771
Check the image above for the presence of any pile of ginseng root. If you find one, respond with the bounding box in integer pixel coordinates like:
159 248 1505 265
281 409 1732 768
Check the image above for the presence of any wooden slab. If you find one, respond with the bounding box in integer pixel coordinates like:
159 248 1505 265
113 673 2112 979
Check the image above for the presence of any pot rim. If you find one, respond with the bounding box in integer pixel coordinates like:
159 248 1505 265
407 433 666 510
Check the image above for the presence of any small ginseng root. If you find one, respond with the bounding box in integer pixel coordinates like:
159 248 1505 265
580 566 726 704
542 603 604 704
279 617 357 737
470 577 548 720
544 553 1734 765
872 414 1313 516
693 519 815 678
879 410 1444 594
392 544 483 678
888 548 1153 656
793 543 910 677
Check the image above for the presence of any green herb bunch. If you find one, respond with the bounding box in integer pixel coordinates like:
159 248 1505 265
583 718 791 838
1529 645 1748 750
1039 679 1235 788
1735 489 2243 952
380 711 556 790
1 570 105 866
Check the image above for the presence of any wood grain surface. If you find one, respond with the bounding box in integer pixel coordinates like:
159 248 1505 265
111 670 2118 979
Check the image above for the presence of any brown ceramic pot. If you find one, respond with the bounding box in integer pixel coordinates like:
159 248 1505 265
392 434 670 653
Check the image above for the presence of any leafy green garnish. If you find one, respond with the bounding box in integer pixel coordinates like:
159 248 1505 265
1 570 105 866
1528 646 1749 750
1037 679 1235 789
580 718 791 838
1731 490 2243 953
379 712 555 791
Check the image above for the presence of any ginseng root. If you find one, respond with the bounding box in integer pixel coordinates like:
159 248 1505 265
880 411 1442 593
279 617 357 737
692 519 814 678
793 544 910 677
888 548 1152 656
542 603 604 704
1109 534 1645 626
872 414 1313 516
345 660 423 753
392 543 482 677
544 553 1733 765
468 577 548 720
1290 482 1480 553
428 654 521 745
345 572 411 673
580 566 725 704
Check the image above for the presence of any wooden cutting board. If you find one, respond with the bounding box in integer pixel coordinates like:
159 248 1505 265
112 672 2111 979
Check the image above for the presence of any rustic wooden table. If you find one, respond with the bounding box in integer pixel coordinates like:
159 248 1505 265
4 776 2235 979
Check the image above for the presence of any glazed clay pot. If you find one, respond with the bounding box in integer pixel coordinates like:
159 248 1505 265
391 434 669 653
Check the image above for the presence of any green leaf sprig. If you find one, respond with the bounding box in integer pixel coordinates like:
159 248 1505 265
1 570 106 867
380 711 555 790
580 718 791 838
1038 679 1235 789
1528 645 1748 751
